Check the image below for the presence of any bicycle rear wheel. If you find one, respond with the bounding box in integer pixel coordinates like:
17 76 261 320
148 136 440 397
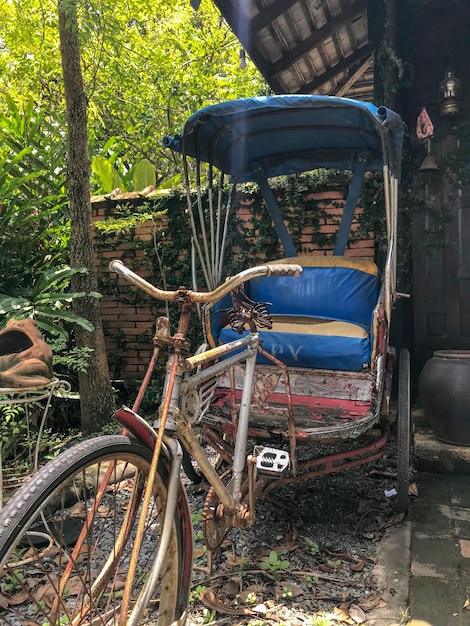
0 434 192 625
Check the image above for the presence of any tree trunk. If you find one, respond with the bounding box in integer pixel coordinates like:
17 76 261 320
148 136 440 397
58 0 115 433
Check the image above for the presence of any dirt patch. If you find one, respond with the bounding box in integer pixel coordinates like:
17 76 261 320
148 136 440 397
186 436 410 626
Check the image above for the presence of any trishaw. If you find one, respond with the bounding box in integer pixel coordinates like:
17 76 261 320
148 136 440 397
162 91 411 512
0 95 410 626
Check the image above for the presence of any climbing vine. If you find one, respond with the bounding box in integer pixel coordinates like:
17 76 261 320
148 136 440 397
93 169 395 378
94 169 389 283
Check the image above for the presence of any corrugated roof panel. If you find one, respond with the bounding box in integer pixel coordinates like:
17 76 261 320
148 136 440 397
257 27 283 63
326 0 345 19
239 0 259 20
278 66 302 93
294 58 312 83
310 48 327 73
336 25 353 55
310 3 328 29
352 15 368 45
274 15 298 50
290 3 312 40
321 37 341 67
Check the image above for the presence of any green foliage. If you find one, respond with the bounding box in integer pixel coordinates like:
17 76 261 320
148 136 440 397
133 159 156 191
0 397 64 467
50 336 94 375
41 616 70 626
0 401 31 462
0 266 99 338
260 549 290 572
446 119 470 186
1 568 24 593
1 0 266 188
91 156 124 193
305 574 319 589
202 608 216 624
310 617 334 626
91 144 157 194
189 584 207 604
0 96 69 295
302 537 320 556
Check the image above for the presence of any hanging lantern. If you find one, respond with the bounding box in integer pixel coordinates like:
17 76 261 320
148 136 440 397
439 67 461 116
239 48 247 70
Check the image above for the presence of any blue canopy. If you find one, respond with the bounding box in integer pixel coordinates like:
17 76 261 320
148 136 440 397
163 95 404 182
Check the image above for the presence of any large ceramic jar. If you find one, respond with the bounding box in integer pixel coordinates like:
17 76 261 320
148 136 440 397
419 350 470 446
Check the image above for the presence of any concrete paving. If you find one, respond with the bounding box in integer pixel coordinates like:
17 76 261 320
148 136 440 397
367 422 470 626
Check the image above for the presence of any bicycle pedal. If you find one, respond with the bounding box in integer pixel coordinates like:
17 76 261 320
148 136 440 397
254 446 290 478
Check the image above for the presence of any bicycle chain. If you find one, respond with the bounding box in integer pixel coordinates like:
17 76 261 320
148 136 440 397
202 487 229 550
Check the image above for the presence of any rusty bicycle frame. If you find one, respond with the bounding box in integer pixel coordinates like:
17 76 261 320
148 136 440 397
102 94 408 624
108 259 302 624
28 94 407 626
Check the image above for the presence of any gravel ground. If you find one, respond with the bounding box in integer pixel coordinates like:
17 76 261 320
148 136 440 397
186 432 409 626
0 427 409 626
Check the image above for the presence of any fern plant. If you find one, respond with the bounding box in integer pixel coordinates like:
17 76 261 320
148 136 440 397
0 266 100 338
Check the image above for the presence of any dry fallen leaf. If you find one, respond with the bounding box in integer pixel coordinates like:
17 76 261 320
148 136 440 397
200 588 257 616
285 526 298 544
317 606 354 623
109 578 127 592
66 575 89 596
70 502 86 518
225 554 246 567
368 468 396 479
223 578 240 598
97 504 112 517
7 590 32 605
357 593 386 611
193 548 206 559
275 580 304 600
349 603 366 623
377 511 406 529
272 541 301 553
246 583 265 594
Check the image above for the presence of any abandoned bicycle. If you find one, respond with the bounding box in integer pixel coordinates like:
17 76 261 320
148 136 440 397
0 95 410 626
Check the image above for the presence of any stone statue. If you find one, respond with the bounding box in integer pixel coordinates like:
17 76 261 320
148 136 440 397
0 318 53 388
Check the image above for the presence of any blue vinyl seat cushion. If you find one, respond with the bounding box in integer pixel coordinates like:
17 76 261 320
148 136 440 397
205 256 380 372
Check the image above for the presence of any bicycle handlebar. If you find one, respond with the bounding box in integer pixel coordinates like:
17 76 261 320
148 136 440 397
109 259 302 304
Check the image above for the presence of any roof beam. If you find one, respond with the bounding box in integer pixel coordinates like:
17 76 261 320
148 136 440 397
295 43 375 94
335 54 374 96
251 0 299 32
211 0 282 88
269 0 367 77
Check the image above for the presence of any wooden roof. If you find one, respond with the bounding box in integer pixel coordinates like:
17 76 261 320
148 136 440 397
211 0 376 101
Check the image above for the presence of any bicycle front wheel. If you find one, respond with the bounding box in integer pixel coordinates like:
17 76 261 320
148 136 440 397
0 435 192 625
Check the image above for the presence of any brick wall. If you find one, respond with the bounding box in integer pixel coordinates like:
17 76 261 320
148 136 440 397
91 198 167 383
235 190 374 259
92 191 375 383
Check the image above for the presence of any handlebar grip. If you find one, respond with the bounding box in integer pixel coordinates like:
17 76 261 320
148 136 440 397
109 259 126 274
267 264 303 277
109 259 176 301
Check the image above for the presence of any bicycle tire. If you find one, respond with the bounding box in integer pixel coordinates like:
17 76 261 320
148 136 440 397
0 434 192 625
396 348 411 512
